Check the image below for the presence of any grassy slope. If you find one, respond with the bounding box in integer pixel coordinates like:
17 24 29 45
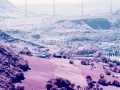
15 55 120 90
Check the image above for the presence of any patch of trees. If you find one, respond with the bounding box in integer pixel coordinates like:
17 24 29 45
54 49 98 59
45 76 104 90
19 49 33 56
74 49 98 56
0 45 30 89
45 77 75 90
98 73 120 87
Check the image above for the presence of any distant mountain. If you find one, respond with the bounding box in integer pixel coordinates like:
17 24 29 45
0 0 23 18
0 0 16 11
0 30 45 48
38 16 120 30
0 0 38 19
111 9 120 17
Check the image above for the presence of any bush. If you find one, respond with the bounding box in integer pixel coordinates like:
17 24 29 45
0 45 30 89
98 78 107 86
17 61 31 71
95 83 100 90
100 73 104 79
112 60 117 63
112 60 120 66
117 68 120 73
76 85 81 90
113 66 118 72
112 80 120 87
81 60 87 65
45 83 53 90
100 56 108 63
16 86 25 90
61 87 67 90
69 60 74 65
99 87 103 90
108 63 114 68
105 70 111 75
107 81 112 86
91 63 94 67
116 61 120 66
19 49 33 56
45 77 75 90
86 75 94 88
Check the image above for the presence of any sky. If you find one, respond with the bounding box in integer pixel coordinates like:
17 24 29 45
8 0 94 4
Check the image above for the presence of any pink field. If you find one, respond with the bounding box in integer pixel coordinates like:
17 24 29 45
77 62 120 90
15 56 120 90
16 56 57 90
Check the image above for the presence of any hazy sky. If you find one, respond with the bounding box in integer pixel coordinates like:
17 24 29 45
9 0 93 4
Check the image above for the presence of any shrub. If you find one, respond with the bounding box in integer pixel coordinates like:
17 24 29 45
70 83 75 88
100 56 108 63
112 60 117 63
19 49 33 56
95 83 100 89
105 70 111 75
69 60 74 65
111 80 120 87
107 81 112 86
86 75 94 88
91 62 94 67
98 78 107 86
81 60 86 65
99 87 103 90
0 45 30 89
17 61 31 71
100 73 104 79
117 68 120 73
45 77 75 90
50 85 58 90
113 66 117 72
116 61 120 66
76 85 81 90
108 63 114 68
61 87 67 90
45 83 53 90
25 50 33 56
86 75 92 81
16 86 25 90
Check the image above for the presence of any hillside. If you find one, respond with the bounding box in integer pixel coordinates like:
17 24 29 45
0 44 30 89
14 55 120 90
0 1 120 90
0 0 23 18
0 30 45 49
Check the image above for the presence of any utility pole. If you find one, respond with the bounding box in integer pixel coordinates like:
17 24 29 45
25 0 27 17
110 0 112 14
82 0 83 16
53 0 55 16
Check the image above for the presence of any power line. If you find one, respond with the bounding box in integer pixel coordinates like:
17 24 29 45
82 0 83 16
25 0 27 17
53 0 55 16
110 0 112 14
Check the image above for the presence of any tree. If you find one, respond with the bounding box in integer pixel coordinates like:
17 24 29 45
91 62 94 70
108 63 114 70
76 85 81 90
69 60 74 65
100 56 108 63
91 63 94 67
